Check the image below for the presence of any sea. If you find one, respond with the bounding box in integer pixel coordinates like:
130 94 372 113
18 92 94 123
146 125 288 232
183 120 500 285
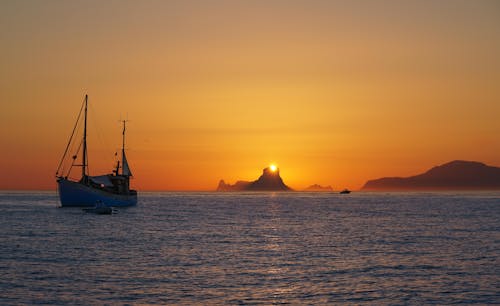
0 191 499 305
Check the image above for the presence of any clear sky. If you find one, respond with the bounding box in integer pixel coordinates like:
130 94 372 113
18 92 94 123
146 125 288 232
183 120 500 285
1 0 499 190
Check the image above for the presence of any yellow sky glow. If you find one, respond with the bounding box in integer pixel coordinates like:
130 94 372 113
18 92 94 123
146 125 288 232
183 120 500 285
1 1 499 190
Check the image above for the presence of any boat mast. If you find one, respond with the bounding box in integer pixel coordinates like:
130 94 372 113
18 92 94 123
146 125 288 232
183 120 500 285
121 120 126 175
82 94 88 180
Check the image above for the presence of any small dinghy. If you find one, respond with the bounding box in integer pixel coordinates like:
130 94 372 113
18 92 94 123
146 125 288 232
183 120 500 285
83 201 116 215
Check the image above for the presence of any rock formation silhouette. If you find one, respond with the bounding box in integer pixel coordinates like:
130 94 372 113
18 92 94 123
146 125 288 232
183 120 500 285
217 166 292 191
217 180 251 191
304 184 333 191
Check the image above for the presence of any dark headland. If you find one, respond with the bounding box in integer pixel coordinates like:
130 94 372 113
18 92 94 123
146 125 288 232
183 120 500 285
362 160 500 191
217 167 292 191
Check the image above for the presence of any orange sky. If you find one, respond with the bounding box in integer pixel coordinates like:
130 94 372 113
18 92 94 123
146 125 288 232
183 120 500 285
1 1 499 191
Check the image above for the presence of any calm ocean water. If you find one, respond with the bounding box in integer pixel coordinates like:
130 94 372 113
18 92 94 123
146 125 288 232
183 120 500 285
0 191 498 305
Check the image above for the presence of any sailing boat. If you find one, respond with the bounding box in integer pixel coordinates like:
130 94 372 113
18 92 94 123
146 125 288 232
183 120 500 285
56 95 137 207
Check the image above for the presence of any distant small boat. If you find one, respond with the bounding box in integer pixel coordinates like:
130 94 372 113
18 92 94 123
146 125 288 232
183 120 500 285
339 189 351 194
82 201 116 215
56 95 137 207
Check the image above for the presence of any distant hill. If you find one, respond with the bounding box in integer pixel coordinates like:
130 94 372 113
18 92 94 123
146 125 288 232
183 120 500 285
217 167 292 191
362 160 500 191
304 184 333 192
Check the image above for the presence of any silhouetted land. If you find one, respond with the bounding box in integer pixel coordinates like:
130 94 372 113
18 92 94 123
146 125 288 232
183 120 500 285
217 167 292 191
304 184 333 192
362 160 500 191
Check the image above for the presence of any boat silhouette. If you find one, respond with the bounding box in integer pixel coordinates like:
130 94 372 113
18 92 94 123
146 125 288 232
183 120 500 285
56 95 137 207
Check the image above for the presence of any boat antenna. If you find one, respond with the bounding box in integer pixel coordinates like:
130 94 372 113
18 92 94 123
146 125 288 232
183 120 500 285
82 94 88 181
122 120 126 154
121 119 128 175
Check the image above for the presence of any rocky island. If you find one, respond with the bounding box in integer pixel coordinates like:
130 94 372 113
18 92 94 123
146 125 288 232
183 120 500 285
304 184 333 192
217 166 292 191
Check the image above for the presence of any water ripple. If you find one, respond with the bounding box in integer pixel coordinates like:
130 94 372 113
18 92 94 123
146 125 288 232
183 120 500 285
0 191 499 304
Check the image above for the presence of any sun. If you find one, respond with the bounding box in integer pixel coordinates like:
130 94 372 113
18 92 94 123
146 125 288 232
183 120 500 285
270 164 277 172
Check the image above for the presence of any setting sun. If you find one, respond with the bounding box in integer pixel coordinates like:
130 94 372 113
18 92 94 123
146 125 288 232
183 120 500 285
270 164 277 172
